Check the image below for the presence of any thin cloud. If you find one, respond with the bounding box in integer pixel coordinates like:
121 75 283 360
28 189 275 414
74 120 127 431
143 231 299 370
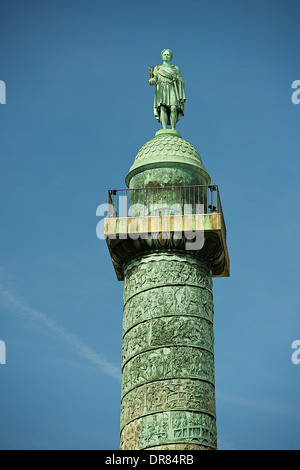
0 277 121 381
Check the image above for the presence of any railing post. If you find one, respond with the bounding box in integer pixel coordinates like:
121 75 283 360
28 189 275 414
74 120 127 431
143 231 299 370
108 191 111 217
108 190 115 218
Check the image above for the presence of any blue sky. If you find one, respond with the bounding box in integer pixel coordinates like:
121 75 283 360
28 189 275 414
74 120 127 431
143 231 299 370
0 0 299 450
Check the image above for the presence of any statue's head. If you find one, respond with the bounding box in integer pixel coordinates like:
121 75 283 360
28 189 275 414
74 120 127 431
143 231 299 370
161 49 173 62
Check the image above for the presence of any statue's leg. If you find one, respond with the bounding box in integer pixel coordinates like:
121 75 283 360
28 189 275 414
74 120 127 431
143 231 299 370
170 106 177 129
160 106 168 129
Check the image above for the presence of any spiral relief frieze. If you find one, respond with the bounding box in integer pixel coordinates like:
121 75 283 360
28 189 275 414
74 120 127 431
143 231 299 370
120 252 217 449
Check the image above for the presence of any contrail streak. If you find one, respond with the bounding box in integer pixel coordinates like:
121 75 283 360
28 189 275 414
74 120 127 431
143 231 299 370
0 279 121 381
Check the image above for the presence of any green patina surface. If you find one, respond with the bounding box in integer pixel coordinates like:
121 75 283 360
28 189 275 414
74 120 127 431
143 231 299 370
120 254 217 450
125 131 210 188
148 49 185 130
119 128 219 450
115 52 229 450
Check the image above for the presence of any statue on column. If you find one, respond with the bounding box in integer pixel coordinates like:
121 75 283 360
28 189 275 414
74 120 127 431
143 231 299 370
148 49 186 130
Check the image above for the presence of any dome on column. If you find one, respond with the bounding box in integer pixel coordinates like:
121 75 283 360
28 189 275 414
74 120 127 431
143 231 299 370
125 130 211 188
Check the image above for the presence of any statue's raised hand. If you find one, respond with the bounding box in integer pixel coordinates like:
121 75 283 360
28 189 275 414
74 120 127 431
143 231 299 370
148 78 157 86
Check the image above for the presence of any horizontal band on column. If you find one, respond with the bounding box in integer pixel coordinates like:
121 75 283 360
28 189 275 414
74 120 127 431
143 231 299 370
121 375 216 402
121 408 216 435
123 284 214 333
122 343 215 370
122 312 214 339
123 282 213 308
123 255 213 306
120 377 216 431
124 251 213 273
121 346 215 398
120 410 217 450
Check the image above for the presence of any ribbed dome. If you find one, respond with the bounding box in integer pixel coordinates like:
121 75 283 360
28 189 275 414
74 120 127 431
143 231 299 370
134 134 203 166
125 130 211 188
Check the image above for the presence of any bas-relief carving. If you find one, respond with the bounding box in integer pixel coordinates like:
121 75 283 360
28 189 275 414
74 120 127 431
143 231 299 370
123 256 212 306
121 347 215 397
123 285 214 334
119 419 140 450
122 315 214 366
138 411 217 450
121 253 216 449
120 378 216 430
147 444 212 450
125 252 212 275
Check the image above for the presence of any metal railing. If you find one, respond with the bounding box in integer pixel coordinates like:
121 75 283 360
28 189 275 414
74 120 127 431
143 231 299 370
107 185 226 235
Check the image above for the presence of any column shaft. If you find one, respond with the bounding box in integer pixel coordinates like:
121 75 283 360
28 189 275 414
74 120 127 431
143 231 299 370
120 252 217 450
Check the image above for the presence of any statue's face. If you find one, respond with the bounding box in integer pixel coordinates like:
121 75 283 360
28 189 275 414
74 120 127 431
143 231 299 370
162 50 172 62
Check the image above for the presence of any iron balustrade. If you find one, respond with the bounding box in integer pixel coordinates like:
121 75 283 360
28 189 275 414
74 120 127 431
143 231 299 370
107 185 226 235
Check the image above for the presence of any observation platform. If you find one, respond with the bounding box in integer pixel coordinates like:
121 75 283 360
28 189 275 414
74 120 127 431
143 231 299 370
104 185 230 281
